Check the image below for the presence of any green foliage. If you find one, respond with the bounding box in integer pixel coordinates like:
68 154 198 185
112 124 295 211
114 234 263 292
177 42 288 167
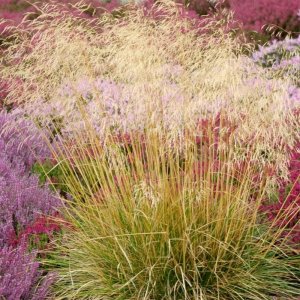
31 159 68 194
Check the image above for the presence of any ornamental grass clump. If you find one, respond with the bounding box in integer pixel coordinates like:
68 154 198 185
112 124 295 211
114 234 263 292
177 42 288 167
44 118 300 300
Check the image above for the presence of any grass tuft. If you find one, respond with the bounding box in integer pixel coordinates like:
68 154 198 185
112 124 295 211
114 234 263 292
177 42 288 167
43 122 300 299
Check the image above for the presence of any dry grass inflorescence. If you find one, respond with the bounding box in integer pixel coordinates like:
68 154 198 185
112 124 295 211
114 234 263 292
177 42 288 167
0 0 299 176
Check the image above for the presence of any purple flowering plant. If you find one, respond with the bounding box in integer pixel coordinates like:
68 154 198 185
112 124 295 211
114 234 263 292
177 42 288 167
0 111 60 243
0 111 61 299
0 243 55 300
252 35 300 87
253 36 300 68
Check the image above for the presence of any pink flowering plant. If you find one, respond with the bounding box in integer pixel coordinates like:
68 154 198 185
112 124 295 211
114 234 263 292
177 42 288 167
171 0 300 43
229 0 300 36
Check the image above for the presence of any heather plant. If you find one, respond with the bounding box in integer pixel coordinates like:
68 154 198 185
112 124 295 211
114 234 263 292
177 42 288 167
43 120 300 299
0 243 55 300
0 158 60 247
0 169 59 299
0 111 60 299
184 0 300 38
229 0 300 37
261 140 300 247
1 0 299 178
0 111 60 244
171 0 300 40
0 111 50 171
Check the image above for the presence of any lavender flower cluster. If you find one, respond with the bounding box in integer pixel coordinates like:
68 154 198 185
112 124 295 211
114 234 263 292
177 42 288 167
0 111 59 299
